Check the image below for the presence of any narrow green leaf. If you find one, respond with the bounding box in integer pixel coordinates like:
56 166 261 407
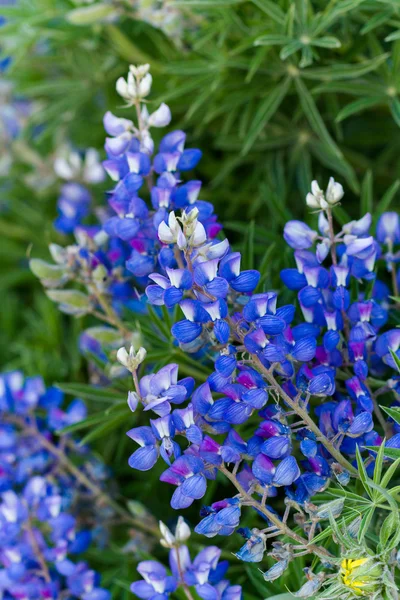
302 54 389 81
372 439 386 498
250 0 285 24
355 445 372 498
358 507 374 542
335 97 383 123
390 97 400 126
80 409 129 445
312 36 341 49
295 77 342 158
280 41 303 60
381 406 400 426
385 30 400 42
57 412 108 435
375 180 400 217
366 446 400 460
254 34 289 47
381 458 400 488
242 77 291 155
390 349 400 373
361 170 373 216
56 382 126 403
361 11 392 35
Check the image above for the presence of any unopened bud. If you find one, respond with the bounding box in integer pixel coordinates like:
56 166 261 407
116 345 147 372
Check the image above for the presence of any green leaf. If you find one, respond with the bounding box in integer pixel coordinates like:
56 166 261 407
302 54 389 81
80 409 129 444
56 382 126 403
254 34 289 47
385 30 400 42
360 170 373 216
381 458 400 488
366 446 400 460
280 41 303 60
29 259 66 286
379 512 398 548
375 180 400 217
361 10 392 35
46 290 92 316
242 77 291 155
295 77 342 158
66 4 119 25
355 444 372 498
312 36 341 49
390 97 400 127
335 97 383 123
358 507 374 542
250 0 285 24
389 349 400 373
381 406 400 426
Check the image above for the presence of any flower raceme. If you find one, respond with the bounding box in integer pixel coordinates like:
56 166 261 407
30 63 400 597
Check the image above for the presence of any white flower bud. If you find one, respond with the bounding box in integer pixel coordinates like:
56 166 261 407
159 516 190 548
129 64 150 78
306 177 343 210
116 345 147 372
325 176 344 205
175 516 191 542
138 73 152 98
148 103 171 128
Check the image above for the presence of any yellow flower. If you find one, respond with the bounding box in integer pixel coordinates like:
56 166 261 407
341 558 382 596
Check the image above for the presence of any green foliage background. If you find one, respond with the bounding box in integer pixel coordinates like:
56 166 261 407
1 1 400 597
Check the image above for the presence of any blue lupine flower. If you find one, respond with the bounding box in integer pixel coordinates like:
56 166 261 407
127 426 159 470
131 560 177 599
160 455 207 509
236 528 266 563
139 364 194 417
376 212 400 244
195 498 241 537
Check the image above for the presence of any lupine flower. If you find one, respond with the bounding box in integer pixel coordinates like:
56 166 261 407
0 373 110 599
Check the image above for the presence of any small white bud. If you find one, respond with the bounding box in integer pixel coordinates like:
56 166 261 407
159 517 190 548
116 345 147 372
138 73 152 98
325 177 344 205
175 516 191 542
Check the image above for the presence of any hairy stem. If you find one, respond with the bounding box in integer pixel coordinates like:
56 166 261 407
174 546 195 600
326 207 337 266
252 356 358 476
24 512 51 582
219 465 332 559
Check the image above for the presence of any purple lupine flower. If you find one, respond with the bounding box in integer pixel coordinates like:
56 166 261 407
131 561 177 599
160 455 207 509
195 498 241 537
